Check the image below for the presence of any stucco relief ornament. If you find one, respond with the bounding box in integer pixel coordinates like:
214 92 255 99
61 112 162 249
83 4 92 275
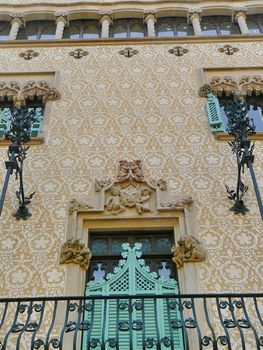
198 84 214 97
117 159 144 185
59 239 92 270
160 195 193 209
209 76 238 97
171 235 206 269
105 186 152 215
239 75 263 96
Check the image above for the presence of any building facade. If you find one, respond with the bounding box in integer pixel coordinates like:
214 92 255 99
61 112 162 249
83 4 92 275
0 0 262 349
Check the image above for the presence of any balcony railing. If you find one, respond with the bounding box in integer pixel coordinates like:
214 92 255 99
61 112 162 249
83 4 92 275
0 293 262 350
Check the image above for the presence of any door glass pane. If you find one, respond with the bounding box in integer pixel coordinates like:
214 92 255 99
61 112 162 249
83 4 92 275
247 16 262 34
91 238 108 254
219 22 240 35
83 25 99 38
177 23 194 36
156 237 173 252
201 21 217 35
136 238 152 253
112 238 125 254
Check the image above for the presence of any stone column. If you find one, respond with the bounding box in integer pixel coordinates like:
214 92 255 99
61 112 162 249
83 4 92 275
55 12 68 39
9 14 24 40
233 8 249 34
144 11 157 37
188 9 202 36
99 11 113 39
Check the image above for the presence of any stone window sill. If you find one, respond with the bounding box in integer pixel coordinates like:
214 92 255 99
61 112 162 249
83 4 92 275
214 132 263 141
0 136 45 146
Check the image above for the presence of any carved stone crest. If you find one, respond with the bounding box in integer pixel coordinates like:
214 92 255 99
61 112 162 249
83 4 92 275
59 239 92 270
68 160 193 216
171 235 206 269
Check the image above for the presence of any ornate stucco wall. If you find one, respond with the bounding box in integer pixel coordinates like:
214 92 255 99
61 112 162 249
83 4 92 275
0 35 262 298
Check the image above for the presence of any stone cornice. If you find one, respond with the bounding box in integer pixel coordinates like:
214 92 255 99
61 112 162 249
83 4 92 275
0 34 262 48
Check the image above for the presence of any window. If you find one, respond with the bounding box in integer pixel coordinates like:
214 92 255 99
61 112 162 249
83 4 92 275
88 229 176 283
111 19 146 38
17 20 56 40
0 99 44 139
0 21 10 40
247 15 263 34
157 17 194 37
201 16 240 35
205 93 263 133
63 19 100 39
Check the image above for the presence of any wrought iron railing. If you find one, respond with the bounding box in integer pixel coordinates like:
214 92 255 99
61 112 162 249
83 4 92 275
0 293 262 350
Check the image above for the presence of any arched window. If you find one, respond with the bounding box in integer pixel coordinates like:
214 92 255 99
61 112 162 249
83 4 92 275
63 19 100 39
201 16 240 35
17 20 56 40
157 17 194 37
247 15 263 34
111 19 146 38
0 21 10 40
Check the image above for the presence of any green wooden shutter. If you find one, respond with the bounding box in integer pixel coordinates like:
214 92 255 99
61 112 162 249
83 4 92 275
205 93 225 133
84 243 184 350
28 107 43 137
0 108 12 138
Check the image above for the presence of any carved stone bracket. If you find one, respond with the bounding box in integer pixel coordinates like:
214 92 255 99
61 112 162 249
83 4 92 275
171 235 206 269
68 160 194 217
59 239 92 270
199 74 263 98
0 80 60 106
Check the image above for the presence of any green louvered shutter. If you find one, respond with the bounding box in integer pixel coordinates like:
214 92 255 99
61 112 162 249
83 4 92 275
28 107 43 137
84 243 184 350
0 108 12 138
205 93 225 133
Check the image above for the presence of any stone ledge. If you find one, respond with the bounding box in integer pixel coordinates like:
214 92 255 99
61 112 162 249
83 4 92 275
0 136 45 146
215 132 263 141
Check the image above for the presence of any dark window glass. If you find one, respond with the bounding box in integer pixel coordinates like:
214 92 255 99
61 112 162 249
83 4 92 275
157 17 193 37
63 19 100 39
219 95 263 132
201 16 240 35
88 229 176 283
0 21 11 40
17 20 56 40
111 19 145 38
247 15 263 34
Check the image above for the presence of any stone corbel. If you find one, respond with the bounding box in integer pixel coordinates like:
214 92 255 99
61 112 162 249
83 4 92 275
239 75 263 96
143 10 157 37
99 11 113 38
188 9 202 36
198 84 214 97
209 76 239 97
232 7 249 35
59 239 92 270
21 80 60 103
9 14 24 40
171 235 206 269
0 81 21 102
55 12 69 39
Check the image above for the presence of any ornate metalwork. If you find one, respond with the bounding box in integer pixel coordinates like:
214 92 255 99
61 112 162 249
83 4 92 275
224 98 263 219
0 293 261 349
0 107 39 219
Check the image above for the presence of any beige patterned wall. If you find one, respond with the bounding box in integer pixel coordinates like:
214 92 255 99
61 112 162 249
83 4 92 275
0 39 262 298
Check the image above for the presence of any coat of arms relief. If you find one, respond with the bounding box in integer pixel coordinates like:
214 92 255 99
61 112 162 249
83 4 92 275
68 160 193 216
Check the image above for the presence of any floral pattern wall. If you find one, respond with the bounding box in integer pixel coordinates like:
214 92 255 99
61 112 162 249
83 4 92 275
0 40 262 298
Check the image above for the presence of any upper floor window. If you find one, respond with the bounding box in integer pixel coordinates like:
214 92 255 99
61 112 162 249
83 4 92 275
0 99 44 139
247 15 263 34
17 20 56 40
63 19 100 39
157 17 194 37
201 16 240 35
0 21 10 40
111 19 146 38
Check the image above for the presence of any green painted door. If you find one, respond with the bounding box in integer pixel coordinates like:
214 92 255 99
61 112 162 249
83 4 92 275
83 243 184 350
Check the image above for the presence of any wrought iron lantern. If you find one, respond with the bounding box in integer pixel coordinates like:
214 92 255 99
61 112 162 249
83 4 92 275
0 106 38 219
224 98 263 220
